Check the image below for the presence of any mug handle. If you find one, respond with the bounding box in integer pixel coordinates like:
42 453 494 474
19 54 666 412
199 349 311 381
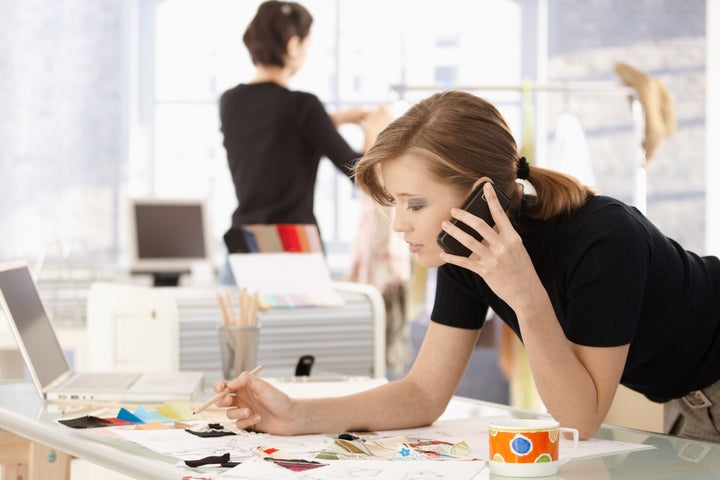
557 427 579 466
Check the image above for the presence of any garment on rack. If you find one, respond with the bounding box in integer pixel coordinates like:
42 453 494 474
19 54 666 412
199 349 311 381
615 62 677 163
548 112 596 187
347 193 412 375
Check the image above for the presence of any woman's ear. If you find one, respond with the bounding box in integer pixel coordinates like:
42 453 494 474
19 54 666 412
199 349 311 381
286 35 302 59
471 176 492 191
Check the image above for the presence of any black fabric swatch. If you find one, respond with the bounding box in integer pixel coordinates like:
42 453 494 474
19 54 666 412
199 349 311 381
185 428 237 438
58 416 116 429
184 453 231 468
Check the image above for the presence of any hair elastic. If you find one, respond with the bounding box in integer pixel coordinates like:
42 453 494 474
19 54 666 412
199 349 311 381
517 156 530 180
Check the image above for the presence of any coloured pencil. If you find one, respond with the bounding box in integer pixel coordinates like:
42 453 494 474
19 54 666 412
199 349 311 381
192 365 264 415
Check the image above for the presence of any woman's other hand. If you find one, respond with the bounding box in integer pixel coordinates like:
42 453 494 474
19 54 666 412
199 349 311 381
362 104 394 150
330 106 370 126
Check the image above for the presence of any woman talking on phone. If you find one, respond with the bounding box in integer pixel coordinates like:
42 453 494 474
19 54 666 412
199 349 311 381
215 90 720 442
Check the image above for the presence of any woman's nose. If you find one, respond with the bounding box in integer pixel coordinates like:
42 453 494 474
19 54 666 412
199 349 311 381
392 210 411 232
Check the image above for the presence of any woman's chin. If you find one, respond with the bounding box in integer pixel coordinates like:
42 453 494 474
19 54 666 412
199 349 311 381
414 250 445 269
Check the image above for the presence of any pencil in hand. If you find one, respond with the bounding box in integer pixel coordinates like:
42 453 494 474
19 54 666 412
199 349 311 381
192 365 264 415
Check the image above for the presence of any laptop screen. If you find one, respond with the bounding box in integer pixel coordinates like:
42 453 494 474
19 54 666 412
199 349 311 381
0 264 70 389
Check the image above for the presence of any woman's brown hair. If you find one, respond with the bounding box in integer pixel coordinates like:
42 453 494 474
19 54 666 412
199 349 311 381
354 91 594 220
243 1 313 68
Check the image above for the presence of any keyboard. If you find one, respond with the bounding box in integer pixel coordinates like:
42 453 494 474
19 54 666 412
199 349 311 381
62 372 140 389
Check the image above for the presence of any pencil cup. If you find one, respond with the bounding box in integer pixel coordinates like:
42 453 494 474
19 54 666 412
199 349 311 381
218 325 260 380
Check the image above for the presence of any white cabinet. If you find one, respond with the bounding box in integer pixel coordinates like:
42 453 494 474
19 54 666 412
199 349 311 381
84 282 386 379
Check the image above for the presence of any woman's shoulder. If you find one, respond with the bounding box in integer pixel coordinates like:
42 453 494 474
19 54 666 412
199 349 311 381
221 83 321 111
287 89 324 106
560 195 643 227
519 195 639 232
517 195 652 258
221 83 259 105
574 194 627 212
288 91 333 123
222 81 285 98
555 195 657 253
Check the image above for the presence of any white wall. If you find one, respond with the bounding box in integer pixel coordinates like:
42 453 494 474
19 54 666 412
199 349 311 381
708 0 719 256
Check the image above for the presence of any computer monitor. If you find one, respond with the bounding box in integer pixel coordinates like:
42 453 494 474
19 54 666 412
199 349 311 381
127 197 214 286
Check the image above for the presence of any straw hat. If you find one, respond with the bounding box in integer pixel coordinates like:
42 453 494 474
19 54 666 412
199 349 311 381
615 62 677 164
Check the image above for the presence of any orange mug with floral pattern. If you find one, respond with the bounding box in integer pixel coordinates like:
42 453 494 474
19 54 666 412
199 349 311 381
489 419 579 477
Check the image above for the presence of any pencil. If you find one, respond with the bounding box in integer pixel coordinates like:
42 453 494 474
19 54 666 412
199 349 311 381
250 290 259 327
239 288 248 326
225 289 238 325
216 291 231 326
192 365 264 415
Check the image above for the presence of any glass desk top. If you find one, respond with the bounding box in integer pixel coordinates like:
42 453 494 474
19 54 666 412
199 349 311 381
1 380 719 479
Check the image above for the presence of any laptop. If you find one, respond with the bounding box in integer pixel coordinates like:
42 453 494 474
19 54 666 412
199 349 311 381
0 260 204 402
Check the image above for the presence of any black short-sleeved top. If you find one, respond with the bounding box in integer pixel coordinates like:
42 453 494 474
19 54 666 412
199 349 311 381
431 195 720 403
220 82 359 232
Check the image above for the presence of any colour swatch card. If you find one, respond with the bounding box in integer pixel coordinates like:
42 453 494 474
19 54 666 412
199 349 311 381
228 252 344 308
235 224 323 254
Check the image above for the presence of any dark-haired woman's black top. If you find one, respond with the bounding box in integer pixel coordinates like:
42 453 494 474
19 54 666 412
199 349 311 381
220 82 359 243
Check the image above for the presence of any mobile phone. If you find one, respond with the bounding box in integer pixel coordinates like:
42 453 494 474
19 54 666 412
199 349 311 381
436 181 511 257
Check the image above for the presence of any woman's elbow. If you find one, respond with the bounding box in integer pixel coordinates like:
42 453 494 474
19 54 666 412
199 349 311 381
578 427 599 441
413 394 451 427
566 418 601 440
424 404 448 426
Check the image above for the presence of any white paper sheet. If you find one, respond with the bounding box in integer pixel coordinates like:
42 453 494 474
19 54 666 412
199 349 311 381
265 377 388 398
379 417 656 462
109 416 654 480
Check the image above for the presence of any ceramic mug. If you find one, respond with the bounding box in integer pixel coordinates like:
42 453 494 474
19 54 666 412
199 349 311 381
488 418 579 477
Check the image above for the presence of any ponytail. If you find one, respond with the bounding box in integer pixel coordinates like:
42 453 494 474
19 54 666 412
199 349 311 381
522 164 595 220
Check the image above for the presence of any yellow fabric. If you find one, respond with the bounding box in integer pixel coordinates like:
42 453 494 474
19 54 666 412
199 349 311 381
407 261 427 321
521 80 536 165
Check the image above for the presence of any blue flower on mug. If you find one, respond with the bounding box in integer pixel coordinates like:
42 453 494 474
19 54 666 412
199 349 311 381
509 434 533 456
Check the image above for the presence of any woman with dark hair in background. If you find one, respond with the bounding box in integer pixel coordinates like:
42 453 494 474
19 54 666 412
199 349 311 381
220 1 391 256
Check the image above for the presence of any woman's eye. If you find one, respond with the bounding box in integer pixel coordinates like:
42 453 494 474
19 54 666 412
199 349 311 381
407 203 425 212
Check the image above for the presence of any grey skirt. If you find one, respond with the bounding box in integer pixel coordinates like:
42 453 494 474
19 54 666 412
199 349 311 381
664 378 720 443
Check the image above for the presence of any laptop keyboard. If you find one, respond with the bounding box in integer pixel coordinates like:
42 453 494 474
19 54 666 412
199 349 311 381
63 372 140 389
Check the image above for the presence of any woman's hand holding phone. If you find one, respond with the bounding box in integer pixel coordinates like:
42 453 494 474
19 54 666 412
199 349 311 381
440 182 542 311
436 181 511 257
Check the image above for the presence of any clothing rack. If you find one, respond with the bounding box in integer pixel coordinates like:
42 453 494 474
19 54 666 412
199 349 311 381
390 82 647 212
390 81 635 95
